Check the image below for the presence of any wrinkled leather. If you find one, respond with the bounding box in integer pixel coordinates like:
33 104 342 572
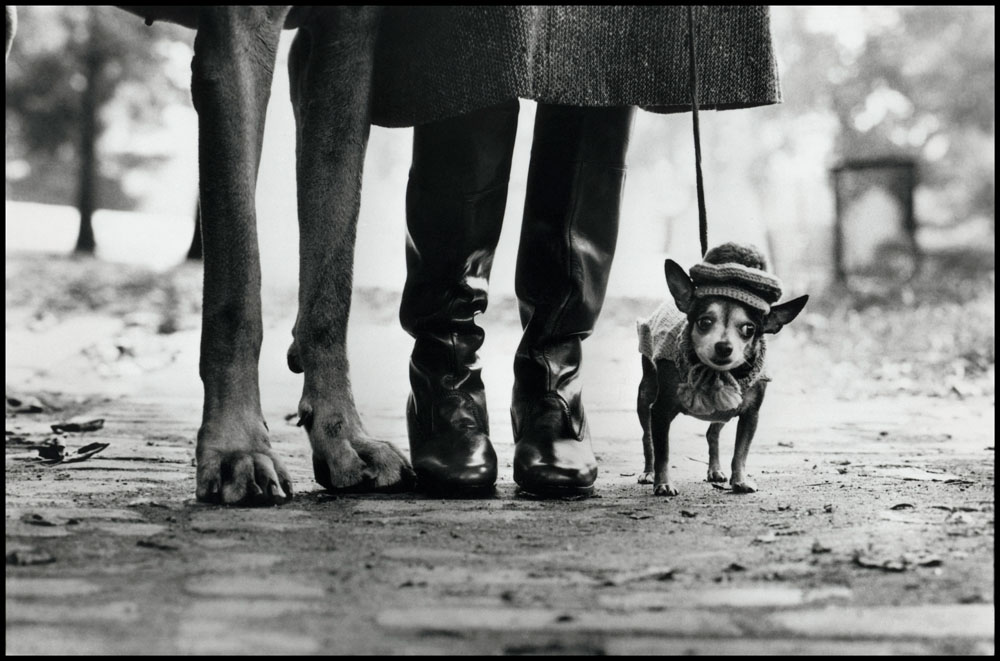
512 104 635 495
400 100 519 492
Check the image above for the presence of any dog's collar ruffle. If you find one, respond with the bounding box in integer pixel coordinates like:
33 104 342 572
673 323 767 417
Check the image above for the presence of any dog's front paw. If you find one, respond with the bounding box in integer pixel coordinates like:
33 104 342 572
731 475 758 493
303 402 414 492
707 469 728 483
350 438 416 491
312 438 369 491
653 483 679 497
638 472 654 484
196 439 293 506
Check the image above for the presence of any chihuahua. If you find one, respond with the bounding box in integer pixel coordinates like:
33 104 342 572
636 243 808 496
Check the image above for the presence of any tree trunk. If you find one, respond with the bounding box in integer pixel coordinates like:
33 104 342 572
74 8 101 254
187 198 203 260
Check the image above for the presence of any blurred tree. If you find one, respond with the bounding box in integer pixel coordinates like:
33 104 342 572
775 6 995 226
5 6 190 253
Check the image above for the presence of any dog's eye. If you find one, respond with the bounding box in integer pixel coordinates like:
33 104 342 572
696 318 713 332
740 324 756 338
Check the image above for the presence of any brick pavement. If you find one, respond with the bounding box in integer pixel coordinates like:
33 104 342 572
5 302 995 655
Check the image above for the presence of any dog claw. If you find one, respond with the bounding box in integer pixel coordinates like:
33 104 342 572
653 483 679 496
196 440 294 507
287 343 304 374
297 404 314 430
638 472 654 484
731 476 758 493
707 469 728 483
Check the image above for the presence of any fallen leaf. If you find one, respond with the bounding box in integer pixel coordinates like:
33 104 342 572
890 503 916 510
627 512 653 520
51 419 105 433
777 441 794 448
602 566 676 587
20 513 60 527
5 394 45 414
619 472 637 477
136 538 180 552
811 540 832 554
6 549 56 566
853 550 908 572
37 442 66 462
42 442 109 465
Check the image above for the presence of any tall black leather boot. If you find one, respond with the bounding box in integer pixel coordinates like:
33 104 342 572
512 104 635 497
400 99 519 494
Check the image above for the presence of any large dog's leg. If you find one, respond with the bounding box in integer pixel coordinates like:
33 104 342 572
192 7 292 505
288 8 413 491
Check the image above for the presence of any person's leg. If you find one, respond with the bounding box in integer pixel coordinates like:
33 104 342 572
400 99 519 493
512 103 635 496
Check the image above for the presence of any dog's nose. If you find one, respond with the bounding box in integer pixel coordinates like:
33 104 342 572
715 342 733 358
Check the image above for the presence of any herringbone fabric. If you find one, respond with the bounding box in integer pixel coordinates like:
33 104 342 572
372 6 780 128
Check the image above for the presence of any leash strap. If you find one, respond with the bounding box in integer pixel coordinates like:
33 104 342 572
687 6 708 257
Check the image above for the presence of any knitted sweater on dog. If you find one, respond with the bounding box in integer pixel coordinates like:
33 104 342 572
637 302 768 419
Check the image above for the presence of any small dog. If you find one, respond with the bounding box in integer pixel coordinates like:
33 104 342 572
636 243 808 496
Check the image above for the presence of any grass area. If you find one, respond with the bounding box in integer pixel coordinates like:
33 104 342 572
791 248 995 399
6 249 995 401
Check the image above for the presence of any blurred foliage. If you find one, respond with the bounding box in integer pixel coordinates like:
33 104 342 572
789 257 995 400
5 6 190 210
776 6 995 226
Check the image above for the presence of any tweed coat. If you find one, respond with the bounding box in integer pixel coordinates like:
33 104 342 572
371 6 781 128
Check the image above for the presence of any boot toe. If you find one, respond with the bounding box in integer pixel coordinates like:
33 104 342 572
513 438 597 497
414 453 498 493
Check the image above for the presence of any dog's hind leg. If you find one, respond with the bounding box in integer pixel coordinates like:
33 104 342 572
190 7 293 505
637 355 656 484
288 8 414 492
706 422 727 483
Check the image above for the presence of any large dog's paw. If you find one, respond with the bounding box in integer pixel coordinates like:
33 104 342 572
196 445 293 506
731 475 758 493
351 438 416 491
707 468 728 483
312 437 369 490
312 438 414 492
638 472 654 484
303 402 414 492
653 483 679 496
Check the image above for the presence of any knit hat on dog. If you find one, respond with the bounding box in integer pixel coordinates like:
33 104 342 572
689 243 782 313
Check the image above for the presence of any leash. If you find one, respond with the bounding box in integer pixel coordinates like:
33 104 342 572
687 6 708 257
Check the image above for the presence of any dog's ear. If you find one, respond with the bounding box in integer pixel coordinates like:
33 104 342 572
664 259 694 313
763 295 809 334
